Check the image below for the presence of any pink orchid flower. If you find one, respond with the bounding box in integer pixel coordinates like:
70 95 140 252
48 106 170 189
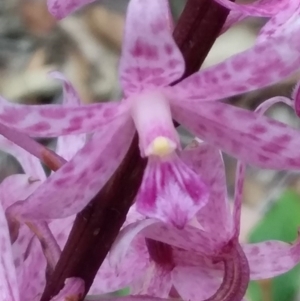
0 72 86 301
0 135 165 301
103 141 300 301
0 189 85 301
2 0 300 228
214 0 299 42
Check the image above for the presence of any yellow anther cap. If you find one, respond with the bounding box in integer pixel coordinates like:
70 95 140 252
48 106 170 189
150 136 175 157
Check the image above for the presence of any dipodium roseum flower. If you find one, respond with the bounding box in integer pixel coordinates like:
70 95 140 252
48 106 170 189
0 137 163 300
104 142 300 301
0 191 84 301
0 73 86 301
2 0 300 227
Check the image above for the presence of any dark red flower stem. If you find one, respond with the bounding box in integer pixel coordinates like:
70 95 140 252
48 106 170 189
41 1 231 300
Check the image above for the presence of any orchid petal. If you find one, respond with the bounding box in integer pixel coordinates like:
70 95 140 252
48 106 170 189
47 0 95 20
181 142 231 238
8 115 134 220
172 265 222 301
119 0 184 95
0 174 42 209
244 237 300 279
0 202 19 301
110 219 156 269
221 11 248 34
170 20 300 101
91 224 149 294
136 155 208 228
90 241 149 294
255 96 293 115
49 72 81 106
172 101 300 169
293 82 300 117
0 96 127 137
56 130 86 161
0 136 45 179
26 221 61 271
12 226 34 274
232 161 246 239
214 0 282 17
0 122 66 170
142 222 221 255
52 72 86 160
257 2 299 42
50 278 84 301
18 238 47 301
91 296 173 301
131 264 172 298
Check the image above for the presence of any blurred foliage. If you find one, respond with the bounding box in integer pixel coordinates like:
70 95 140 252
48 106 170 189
169 0 185 19
247 190 300 301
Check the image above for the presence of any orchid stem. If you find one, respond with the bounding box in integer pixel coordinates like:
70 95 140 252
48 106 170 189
41 1 231 300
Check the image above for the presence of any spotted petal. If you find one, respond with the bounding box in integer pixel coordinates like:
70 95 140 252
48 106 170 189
47 0 95 19
172 101 300 170
119 0 184 95
169 19 300 102
8 115 134 220
0 202 19 301
244 237 300 279
0 96 127 137
181 142 231 238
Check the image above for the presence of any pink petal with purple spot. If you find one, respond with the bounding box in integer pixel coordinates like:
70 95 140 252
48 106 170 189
257 1 299 42
0 96 128 137
181 142 231 238
19 237 49 301
172 101 300 169
47 0 95 20
169 20 300 102
244 237 300 279
0 202 20 301
9 115 134 220
119 0 184 95
136 155 208 228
